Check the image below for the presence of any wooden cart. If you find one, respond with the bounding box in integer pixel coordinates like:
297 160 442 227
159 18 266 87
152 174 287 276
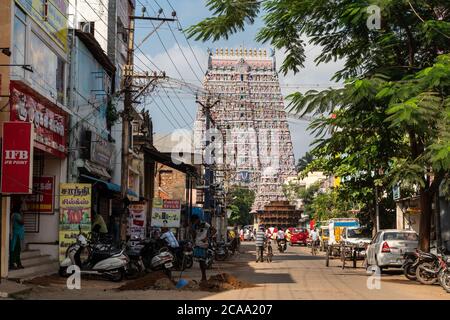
325 242 362 269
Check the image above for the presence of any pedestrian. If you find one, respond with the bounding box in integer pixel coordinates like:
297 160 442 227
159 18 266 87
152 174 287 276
9 203 25 270
92 209 108 238
239 228 244 241
191 215 216 282
255 225 266 263
310 228 319 254
276 228 285 246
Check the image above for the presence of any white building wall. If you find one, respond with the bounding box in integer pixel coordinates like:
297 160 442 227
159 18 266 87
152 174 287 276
69 0 109 52
25 157 67 260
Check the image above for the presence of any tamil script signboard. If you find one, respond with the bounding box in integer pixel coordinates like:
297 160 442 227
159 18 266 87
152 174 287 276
22 176 55 213
58 183 92 262
128 202 147 240
151 199 181 228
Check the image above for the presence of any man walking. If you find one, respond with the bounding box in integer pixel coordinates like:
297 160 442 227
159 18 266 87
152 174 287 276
191 215 216 282
310 228 319 255
255 226 266 263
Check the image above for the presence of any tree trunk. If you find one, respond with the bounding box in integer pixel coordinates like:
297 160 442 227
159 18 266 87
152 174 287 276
419 189 432 252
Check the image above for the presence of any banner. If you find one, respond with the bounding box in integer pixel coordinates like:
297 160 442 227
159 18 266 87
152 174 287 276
128 202 147 240
58 183 92 262
1 121 34 194
22 176 55 213
151 199 181 228
16 0 69 52
10 83 67 159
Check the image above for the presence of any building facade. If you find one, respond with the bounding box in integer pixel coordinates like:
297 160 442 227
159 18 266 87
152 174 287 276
194 48 296 212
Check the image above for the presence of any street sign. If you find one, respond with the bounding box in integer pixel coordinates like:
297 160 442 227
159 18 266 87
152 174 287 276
393 184 400 200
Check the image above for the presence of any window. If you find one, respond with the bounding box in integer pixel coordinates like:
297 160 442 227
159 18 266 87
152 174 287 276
30 32 65 104
12 6 26 78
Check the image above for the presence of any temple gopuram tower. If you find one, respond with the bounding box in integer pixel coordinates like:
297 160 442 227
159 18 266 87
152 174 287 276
194 48 296 212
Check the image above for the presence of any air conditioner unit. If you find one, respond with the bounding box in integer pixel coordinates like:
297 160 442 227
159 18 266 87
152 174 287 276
80 21 95 36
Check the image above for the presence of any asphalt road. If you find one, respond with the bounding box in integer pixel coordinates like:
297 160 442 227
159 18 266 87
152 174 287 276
13 242 450 300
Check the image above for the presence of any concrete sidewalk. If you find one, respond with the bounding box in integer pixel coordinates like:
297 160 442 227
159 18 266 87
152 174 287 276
0 279 32 298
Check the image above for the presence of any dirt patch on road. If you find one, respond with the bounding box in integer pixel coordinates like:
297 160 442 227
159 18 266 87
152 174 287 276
199 273 256 292
24 274 66 286
117 271 170 291
118 272 255 292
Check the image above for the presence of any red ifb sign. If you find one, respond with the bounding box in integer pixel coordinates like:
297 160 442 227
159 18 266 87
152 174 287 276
1 122 34 194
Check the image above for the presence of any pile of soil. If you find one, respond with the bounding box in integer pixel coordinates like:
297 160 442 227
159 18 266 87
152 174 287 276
117 271 170 291
199 273 256 292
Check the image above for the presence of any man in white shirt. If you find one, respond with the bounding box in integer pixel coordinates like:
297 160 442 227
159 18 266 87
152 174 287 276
310 228 319 254
191 215 216 282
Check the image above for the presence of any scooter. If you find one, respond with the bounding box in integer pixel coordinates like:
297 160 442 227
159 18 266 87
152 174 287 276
277 239 287 253
59 229 129 282
139 239 174 278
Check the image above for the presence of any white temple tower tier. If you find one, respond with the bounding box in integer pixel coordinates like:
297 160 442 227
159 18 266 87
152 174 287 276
194 48 296 212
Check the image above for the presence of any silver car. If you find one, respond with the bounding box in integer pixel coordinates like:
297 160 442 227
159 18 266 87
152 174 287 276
366 229 418 271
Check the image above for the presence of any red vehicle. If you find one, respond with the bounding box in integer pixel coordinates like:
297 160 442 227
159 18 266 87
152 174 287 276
288 228 309 246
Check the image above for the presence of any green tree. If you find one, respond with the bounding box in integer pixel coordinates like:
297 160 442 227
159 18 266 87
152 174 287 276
188 0 450 251
296 152 314 172
227 187 256 226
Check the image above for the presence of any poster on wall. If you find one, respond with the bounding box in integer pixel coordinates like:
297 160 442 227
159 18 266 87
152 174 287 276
151 199 181 228
128 202 147 241
1 121 34 194
58 183 92 262
22 176 55 214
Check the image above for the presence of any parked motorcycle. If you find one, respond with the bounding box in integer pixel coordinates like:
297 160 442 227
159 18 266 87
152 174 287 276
415 247 447 285
59 229 129 282
277 239 287 253
179 240 194 269
214 240 229 261
402 251 418 281
139 239 174 278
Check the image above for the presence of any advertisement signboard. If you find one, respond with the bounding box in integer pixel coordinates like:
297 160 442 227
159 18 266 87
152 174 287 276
88 130 114 169
151 199 181 228
10 83 67 158
15 0 69 52
22 176 55 213
1 121 34 194
128 202 147 241
58 183 92 262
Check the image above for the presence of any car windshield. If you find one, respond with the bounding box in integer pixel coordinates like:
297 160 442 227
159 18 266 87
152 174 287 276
347 228 371 238
293 228 303 234
383 232 418 241
321 229 329 236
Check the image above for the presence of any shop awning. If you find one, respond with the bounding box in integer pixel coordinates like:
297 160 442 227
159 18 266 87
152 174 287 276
80 174 138 198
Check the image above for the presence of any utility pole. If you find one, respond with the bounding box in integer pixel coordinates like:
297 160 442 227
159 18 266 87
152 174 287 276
196 97 219 225
120 9 175 239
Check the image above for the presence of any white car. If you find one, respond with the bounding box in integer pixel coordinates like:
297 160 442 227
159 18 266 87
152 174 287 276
366 229 418 271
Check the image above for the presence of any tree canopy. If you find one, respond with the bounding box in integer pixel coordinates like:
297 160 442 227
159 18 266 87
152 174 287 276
188 0 450 251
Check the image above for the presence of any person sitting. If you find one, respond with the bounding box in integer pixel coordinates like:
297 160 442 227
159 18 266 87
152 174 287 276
91 210 108 242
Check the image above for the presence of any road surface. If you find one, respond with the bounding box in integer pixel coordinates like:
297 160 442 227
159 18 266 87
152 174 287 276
12 242 450 300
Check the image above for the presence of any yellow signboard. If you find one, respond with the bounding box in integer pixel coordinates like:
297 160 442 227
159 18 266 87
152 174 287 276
59 183 92 262
16 0 68 52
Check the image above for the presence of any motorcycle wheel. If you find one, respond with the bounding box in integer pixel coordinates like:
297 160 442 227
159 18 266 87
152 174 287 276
416 262 438 285
206 257 213 269
403 263 417 281
184 256 193 269
108 268 124 282
58 266 68 278
437 269 450 292
165 268 172 280
215 253 228 261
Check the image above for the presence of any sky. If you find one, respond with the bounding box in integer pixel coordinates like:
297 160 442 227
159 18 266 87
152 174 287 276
133 0 345 161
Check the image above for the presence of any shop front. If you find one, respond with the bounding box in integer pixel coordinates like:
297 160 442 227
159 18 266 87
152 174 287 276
8 80 69 261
